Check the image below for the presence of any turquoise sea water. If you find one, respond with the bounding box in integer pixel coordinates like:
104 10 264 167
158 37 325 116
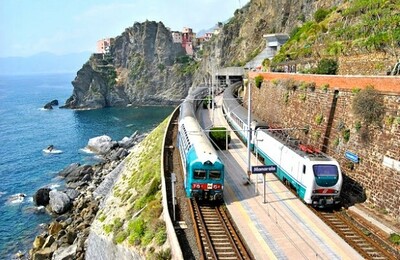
0 73 175 258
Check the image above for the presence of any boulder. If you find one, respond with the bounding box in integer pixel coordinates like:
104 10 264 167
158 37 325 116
49 100 59 106
65 189 80 200
48 221 63 236
64 165 93 183
118 131 138 148
49 191 72 214
52 244 77 260
59 163 81 178
87 135 114 154
31 247 55 260
43 103 53 110
33 188 51 206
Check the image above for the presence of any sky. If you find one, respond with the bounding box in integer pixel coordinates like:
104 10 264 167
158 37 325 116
0 0 249 58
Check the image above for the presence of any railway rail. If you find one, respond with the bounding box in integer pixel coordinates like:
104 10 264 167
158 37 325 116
311 208 398 260
189 199 254 260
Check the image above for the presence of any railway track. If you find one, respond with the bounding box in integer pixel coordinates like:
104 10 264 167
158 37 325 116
311 208 398 260
189 199 254 260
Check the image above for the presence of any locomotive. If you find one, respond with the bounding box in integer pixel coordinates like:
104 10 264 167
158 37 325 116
177 86 224 202
222 83 342 207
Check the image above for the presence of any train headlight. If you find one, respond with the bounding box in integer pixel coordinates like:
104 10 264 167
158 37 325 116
213 184 222 189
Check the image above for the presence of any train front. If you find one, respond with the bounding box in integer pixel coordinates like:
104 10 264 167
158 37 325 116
186 148 224 202
309 161 343 208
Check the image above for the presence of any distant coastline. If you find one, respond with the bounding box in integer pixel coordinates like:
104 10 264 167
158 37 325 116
0 52 91 76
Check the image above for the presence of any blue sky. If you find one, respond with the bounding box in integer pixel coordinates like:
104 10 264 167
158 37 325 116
0 0 248 57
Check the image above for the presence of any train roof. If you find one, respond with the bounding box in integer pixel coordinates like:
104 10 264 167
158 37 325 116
257 128 334 161
179 86 209 121
179 85 220 165
223 83 266 126
224 83 334 162
181 116 219 164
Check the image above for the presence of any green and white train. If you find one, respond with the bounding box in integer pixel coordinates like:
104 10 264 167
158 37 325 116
222 83 342 207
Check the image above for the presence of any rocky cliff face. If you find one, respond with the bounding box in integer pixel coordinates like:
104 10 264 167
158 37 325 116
192 0 345 85
64 21 192 109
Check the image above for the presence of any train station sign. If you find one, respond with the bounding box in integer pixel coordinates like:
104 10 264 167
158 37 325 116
252 165 277 174
345 151 359 163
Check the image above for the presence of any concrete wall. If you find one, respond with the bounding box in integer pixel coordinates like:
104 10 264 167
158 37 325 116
247 72 400 221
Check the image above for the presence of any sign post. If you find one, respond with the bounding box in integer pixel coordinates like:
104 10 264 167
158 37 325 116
251 165 277 202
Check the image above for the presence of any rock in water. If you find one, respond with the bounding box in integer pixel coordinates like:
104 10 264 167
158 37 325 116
87 135 114 154
33 188 51 206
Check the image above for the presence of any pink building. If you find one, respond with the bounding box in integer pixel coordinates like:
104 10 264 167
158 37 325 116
96 38 113 54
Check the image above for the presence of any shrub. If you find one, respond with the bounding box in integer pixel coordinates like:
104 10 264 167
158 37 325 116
154 248 171 260
321 83 329 92
103 224 113 234
307 82 316 91
315 58 338 75
157 63 165 72
314 8 330 23
283 92 290 104
315 114 324 125
342 129 350 142
272 79 280 86
352 86 385 125
389 233 400 245
299 81 307 90
114 230 128 244
203 95 212 109
127 218 146 244
299 93 306 101
385 116 395 126
312 131 321 140
254 75 264 88
209 127 231 150
354 121 362 132
333 137 340 146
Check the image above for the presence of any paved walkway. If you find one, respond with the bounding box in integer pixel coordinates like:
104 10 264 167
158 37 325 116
198 94 362 260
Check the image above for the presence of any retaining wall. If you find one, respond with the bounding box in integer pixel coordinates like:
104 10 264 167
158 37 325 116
247 72 400 221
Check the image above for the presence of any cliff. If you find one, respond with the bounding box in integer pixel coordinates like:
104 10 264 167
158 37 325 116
64 21 193 109
192 0 345 84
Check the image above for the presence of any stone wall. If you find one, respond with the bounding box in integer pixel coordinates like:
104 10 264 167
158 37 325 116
247 72 400 222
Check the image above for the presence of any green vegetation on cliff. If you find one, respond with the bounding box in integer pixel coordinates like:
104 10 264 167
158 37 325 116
273 0 400 64
99 117 170 258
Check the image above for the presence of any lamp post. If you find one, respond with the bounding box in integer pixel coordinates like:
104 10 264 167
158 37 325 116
246 78 252 182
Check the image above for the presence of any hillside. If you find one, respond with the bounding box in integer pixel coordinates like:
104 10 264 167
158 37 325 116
193 0 399 82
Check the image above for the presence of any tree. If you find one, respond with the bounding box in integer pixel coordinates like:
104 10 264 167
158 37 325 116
315 59 338 75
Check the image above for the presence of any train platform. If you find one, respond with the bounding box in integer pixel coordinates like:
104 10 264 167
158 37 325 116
198 94 363 259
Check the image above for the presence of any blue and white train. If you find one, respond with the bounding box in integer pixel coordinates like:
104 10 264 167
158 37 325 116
177 86 224 202
222 83 342 207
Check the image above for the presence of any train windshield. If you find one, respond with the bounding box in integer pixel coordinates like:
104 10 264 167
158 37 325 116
209 170 221 180
313 165 339 187
193 170 206 179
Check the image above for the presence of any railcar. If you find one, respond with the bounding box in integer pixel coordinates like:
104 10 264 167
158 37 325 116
222 82 267 149
177 86 224 201
222 83 342 207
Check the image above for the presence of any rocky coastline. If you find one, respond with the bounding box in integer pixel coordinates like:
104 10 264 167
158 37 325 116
18 132 145 260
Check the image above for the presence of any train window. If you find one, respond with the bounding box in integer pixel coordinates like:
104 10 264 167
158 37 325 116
194 170 206 179
209 170 221 180
302 165 306 174
313 165 339 186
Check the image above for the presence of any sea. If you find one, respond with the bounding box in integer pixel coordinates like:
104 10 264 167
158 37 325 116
0 73 175 258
